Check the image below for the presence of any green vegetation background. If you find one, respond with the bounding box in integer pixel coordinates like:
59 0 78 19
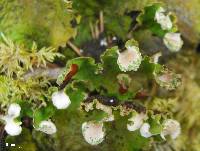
1 0 200 151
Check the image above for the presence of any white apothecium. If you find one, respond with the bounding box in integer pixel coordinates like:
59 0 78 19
7 103 21 118
100 38 108 46
0 103 22 136
4 121 22 136
154 7 172 30
52 90 71 109
161 119 181 140
82 121 105 145
117 46 142 72
127 112 146 131
163 33 183 52
37 120 57 135
140 123 152 138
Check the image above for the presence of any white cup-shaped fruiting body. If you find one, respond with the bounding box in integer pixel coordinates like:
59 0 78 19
161 119 181 140
4 121 22 136
8 103 21 118
155 71 181 90
82 121 105 145
117 46 142 72
127 112 146 131
100 38 108 47
140 123 152 138
154 7 172 30
52 90 71 109
163 33 183 52
37 120 57 135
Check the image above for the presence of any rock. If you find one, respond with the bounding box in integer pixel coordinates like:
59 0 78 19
161 0 200 44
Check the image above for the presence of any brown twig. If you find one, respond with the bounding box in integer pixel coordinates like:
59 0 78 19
89 11 104 40
127 24 140 39
150 81 158 98
99 11 104 33
95 21 100 39
67 41 83 56
89 22 96 39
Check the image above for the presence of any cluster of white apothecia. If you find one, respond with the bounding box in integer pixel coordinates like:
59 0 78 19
1 91 180 145
0 90 71 136
154 7 183 52
117 45 142 72
117 36 182 74
127 112 152 138
81 113 181 146
127 112 181 139
81 100 181 145
35 90 71 134
0 104 22 136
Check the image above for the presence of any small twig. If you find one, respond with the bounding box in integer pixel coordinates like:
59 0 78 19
99 11 104 33
127 24 140 39
107 36 112 44
148 81 158 101
67 41 83 56
89 11 104 40
89 22 96 39
135 90 149 100
95 21 100 39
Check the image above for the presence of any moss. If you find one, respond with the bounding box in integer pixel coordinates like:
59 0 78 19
0 0 76 48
